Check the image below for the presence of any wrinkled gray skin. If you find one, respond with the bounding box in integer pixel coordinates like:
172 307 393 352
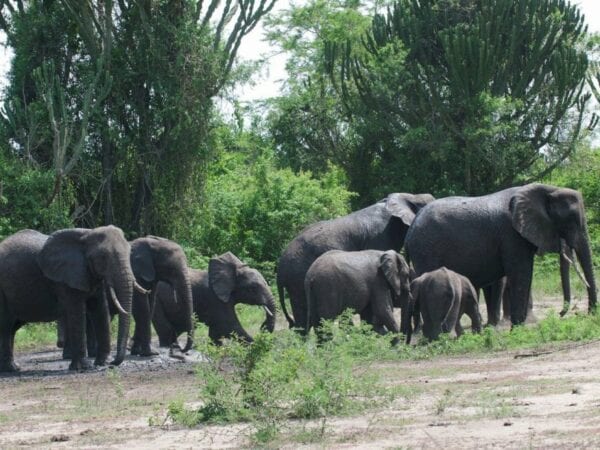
153 252 276 346
0 226 134 372
305 250 412 343
277 193 434 334
408 267 482 343
129 236 194 356
406 184 597 326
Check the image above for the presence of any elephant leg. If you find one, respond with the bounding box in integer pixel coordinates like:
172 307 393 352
505 252 535 326
131 290 158 356
58 287 92 371
419 300 438 341
56 316 66 349
465 301 482 334
289 286 308 336
153 299 177 348
0 313 19 372
372 295 401 345
483 282 503 326
88 297 110 366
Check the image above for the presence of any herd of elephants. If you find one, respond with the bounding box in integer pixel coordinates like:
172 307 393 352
0 183 597 373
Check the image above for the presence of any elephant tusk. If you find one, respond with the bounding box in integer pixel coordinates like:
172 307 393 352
263 305 273 317
109 285 129 316
134 281 151 295
173 289 178 304
563 251 591 289
561 251 574 265
573 261 591 289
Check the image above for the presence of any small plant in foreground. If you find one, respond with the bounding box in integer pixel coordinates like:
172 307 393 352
168 315 395 442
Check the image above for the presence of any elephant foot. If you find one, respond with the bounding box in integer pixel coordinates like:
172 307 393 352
94 354 110 366
130 343 159 357
0 360 20 372
69 358 93 372
158 339 174 348
62 348 73 360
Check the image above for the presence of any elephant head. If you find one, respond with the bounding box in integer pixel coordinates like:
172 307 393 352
38 226 134 365
510 183 597 313
379 250 412 311
209 252 276 332
131 236 194 352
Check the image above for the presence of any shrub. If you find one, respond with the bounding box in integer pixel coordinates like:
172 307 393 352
168 314 395 441
0 148 73 239
174 135 353 273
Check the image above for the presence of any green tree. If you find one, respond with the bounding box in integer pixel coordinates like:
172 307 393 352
264 0 382 205
0 0 277 236
328 0 593 196
179 119 353 270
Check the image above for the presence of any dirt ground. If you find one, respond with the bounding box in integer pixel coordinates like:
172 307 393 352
1 294 600 449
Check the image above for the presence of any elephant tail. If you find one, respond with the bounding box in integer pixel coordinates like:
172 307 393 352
277 276 295 328
441 282 459 335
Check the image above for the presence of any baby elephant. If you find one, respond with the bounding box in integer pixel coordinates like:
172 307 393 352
408 267 482 342
305 249 412 340
153 252 276 347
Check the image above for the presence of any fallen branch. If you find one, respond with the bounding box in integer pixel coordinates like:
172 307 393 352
514 338 600 359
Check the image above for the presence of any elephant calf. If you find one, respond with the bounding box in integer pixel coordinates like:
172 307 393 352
304 249 412 341
409 267 482 342
153 252 276 347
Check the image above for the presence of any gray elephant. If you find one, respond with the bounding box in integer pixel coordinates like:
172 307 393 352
277 193 434 334
0 226 136 372
153 252 276 346
405 184 597 326
408 267 482 342
58 235 195 358
129 236 194 356
304 250 412 341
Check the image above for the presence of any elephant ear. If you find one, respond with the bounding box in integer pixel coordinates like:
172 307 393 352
130 239 156 283
384 193 435 226
209 252 243 303
38 228 91 292
379 250 403 297
510 184 560 254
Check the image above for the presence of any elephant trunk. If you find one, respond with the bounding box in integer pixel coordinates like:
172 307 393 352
573 232 597 313
260 290 277 333
175 273 194 352
111 261 134 366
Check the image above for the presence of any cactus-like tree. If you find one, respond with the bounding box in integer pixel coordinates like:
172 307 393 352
326 0 592 195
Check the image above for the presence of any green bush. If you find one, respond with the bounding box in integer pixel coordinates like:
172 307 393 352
0 148 73 239
168 313 394 441
176 137 353 274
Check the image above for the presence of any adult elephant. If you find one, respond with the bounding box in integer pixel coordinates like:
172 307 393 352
405 184 597 325
153 252 276 346
129 236 194 356
277 193 434 334
0 226 135 372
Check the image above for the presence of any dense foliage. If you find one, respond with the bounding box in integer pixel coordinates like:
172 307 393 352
0 0 276 236
177 122 353 273
267 0 596 204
